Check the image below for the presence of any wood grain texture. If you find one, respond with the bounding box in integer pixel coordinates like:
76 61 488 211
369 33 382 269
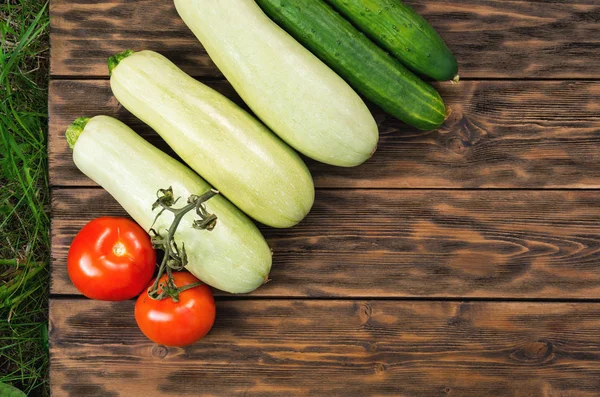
51 188 600 298
50 299 600 396
49 0 600 78
48 79 600 189
48 0 600 395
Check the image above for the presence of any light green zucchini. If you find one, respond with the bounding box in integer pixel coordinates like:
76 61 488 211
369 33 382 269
174 0 379 167
109 50 314 228
66 115 272 294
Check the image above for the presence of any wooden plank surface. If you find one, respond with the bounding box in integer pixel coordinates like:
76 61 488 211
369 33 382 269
50 299 600 397
51 188 600 298
48 0 600 395
48 80 600 189
49 0 600 78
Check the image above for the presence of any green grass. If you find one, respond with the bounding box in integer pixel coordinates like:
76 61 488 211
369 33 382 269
0 0 50 395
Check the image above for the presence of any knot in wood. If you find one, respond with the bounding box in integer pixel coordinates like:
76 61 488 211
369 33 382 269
447 317 468 328
368 342 378 353
510 340 553 363
152 344 169 359
444 113 487 155
358 303 372 325
448 137 470 155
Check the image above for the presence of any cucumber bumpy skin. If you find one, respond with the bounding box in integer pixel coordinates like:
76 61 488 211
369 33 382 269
256 0 447 130
325 0 458 82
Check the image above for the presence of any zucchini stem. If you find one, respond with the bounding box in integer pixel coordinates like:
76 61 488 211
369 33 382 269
65 117 91 149
108 49 135 76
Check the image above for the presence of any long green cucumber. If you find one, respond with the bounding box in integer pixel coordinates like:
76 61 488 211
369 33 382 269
256 0 447 130
325 0 458 81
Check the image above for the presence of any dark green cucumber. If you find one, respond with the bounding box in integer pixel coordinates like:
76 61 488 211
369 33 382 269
256 0 447 130
325 0 458 81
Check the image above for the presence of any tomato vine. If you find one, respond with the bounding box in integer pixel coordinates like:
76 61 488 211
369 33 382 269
147 186 218 302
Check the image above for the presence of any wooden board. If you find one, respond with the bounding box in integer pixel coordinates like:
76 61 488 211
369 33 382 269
49 0 600 78
49 0 600 395
50 299 600 396
49 80 600 188
51 188 600 298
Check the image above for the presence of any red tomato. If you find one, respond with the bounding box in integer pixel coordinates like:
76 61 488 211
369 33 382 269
67 217 156 300
135 272 216 346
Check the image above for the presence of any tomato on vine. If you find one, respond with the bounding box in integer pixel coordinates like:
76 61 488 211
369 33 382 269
67 217 156 300
135 271 216 346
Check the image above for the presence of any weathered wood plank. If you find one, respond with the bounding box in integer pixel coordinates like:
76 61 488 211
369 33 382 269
50 299 600 396
48 80 600 189
51 188 600 298
49 0 600 78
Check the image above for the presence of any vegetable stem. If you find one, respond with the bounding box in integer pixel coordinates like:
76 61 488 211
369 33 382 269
147 186 219 302
108 49 135 76
65 117 90 149
445 106 452 121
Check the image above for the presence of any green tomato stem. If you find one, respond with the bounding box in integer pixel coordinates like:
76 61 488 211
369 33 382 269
146 187 219 302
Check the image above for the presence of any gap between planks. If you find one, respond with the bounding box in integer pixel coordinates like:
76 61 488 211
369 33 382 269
48 295 600 303
50 186 600 191
48 76 600 82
